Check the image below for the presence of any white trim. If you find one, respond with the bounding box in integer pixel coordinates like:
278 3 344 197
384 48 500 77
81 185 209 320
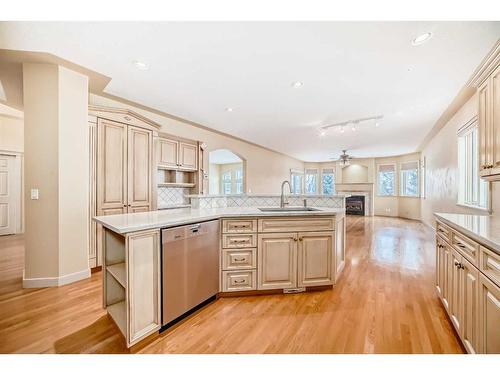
22 268 90 288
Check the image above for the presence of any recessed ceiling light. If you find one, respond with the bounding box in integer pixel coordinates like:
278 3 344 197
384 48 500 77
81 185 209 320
225 107 233 112
291 81 304 88
319 130 326 136
133 61 149 70
375 122 380 127
411 32 432 46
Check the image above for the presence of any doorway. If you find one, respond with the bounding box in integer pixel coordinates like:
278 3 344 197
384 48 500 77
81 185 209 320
0 154 21 235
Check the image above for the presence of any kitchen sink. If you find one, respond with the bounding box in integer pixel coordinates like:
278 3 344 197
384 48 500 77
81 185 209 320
258 207 320 212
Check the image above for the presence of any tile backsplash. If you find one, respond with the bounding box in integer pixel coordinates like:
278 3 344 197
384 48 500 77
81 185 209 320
190 194 345 209
158 187 190 208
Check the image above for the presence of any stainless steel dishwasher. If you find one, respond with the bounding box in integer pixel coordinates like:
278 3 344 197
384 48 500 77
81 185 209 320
161 220 219 326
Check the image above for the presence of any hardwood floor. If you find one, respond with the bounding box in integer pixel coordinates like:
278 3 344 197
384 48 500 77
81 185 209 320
0 216 464 354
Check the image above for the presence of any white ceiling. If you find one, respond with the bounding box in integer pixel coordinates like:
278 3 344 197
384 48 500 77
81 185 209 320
0 22 499 161
209 149 242 164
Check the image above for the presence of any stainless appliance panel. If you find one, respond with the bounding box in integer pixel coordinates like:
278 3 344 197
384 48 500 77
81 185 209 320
162 220 219 325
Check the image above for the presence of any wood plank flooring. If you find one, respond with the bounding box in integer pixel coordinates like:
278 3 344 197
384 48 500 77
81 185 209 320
0 216 464 354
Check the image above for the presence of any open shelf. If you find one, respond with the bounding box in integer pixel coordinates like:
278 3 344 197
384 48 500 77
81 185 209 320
107 262 126 287
158 182 195 188
107 300 126 337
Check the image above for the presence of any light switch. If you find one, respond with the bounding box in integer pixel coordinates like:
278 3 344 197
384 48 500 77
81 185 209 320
31 189 39 200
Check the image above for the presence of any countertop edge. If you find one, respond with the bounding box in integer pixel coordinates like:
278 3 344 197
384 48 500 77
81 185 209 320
434 213 500 254
95 208 345 235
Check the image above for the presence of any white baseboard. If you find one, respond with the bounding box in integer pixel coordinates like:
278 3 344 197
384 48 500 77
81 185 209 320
22 268 90 288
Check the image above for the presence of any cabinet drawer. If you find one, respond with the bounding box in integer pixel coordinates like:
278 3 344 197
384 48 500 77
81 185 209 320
258 217 335 233
222 233 257 248
451 230 479 267
221 270 256 292
222 248 256 270
222 219 257 233
436 221 452 243
480 246 500 287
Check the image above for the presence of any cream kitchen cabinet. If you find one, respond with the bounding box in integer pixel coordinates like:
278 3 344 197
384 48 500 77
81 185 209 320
478 274 500 353
435 217 500 354
479 63 500 180
157 136 198 171
103 228 161 348
298 232 334 287
258 233 298 290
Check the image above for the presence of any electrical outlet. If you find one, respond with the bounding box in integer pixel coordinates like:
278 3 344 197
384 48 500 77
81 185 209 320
30 189 39 200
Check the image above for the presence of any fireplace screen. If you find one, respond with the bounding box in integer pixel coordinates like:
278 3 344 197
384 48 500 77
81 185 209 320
346 195 365 216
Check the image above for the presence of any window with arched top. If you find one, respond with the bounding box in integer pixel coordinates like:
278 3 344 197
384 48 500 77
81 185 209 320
208 149 246 195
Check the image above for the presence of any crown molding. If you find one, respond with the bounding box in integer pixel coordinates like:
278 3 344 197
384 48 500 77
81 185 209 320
466 39 500 88
88 105 162 130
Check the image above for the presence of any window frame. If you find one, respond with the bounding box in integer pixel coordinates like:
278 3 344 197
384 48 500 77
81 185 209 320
321 168 335 195
399 160 420 198
290 169 304 195
304 168 319 195
220 167 244 195
457 119 489 210
376 163 397 197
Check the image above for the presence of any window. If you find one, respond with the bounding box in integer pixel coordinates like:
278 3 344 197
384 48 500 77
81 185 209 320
458 123 488 209
400 161 419 197
290 169 304 194
220 167 244 194
305 169 318 194
377 164 396 196
322 168 335 194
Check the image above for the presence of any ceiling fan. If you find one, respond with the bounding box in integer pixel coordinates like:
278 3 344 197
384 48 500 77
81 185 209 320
336 150 352 167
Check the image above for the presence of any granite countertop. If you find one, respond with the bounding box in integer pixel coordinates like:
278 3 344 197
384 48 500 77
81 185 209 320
435 213 500 254
94 206 345 234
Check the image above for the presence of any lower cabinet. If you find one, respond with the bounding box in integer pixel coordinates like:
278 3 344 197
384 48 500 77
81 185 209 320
257 231 335 290
478 274 500 353
436 219 500 354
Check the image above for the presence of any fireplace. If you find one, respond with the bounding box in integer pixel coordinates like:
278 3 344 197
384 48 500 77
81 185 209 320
346 195 365 216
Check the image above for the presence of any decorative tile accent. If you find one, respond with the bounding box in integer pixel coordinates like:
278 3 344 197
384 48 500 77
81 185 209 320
190 195 345 209
158 187 190 208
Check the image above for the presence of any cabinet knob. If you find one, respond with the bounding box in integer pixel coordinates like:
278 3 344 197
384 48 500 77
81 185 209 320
299 237 303 241
293 237 298 242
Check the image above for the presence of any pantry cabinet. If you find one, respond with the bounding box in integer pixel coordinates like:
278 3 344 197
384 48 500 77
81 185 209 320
479 63 500 180
435 218 500 354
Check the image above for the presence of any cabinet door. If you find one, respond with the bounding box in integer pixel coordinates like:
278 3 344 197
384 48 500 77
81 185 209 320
492 65 500 168
297 232 334 287
449 248 463 332
258 233 297 290
479 80 493 174
179 142 198 170
478 274 500 354
440 242 451 311
436 238 445 298
127 126 152 210
126 230 161 346
158 138 179 169
461 257 479 354
97 119 127 211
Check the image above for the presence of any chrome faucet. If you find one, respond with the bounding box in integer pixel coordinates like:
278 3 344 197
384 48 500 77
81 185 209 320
280 180 291 208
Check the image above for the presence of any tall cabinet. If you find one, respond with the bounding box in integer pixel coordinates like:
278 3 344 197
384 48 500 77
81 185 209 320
478 44 500 180
88 106 160 268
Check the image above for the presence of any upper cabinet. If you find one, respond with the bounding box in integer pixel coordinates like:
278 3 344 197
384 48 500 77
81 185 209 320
157 136 198 171
479 63 500 180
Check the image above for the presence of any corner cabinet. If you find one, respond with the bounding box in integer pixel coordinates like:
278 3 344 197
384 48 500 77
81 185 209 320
479 63 500 180
435 218 500 353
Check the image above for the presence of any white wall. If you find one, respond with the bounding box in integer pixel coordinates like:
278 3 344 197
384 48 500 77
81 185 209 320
420 92 498 227
0 116 23 153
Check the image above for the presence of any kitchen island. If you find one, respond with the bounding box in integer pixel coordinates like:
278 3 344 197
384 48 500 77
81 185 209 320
94 206 345 348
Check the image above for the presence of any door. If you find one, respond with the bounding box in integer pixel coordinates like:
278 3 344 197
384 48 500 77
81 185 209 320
97 119 127 211
478 80 492 174
478 274 500 354
492 65 500 168
127 126 152 210
0 154 19 236
297 231 334 287
158 138 178 169
449 248 463 332
461 257 479 354
258 233 297 290
179 142 197 170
